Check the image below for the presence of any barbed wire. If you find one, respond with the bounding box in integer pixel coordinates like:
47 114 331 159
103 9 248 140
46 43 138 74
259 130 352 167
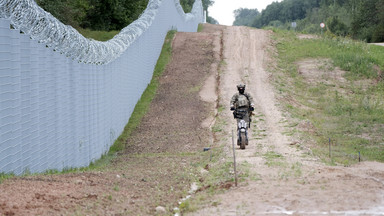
0 0 203 64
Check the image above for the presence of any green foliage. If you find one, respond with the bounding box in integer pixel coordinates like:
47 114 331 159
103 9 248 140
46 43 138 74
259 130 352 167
82 0 149 31
233 8 259 26
372 26 384 44
234 0 383 42
373 1 384 42
180 0 194 13
38 0 212 32
36 0 92 28
326 16 348 36
350 0 381 42
257 0 320 27
37 0 215 37
268 20 285 29
206 16 219 25
36 0 149 31
202 0 216 24
202 0 214 11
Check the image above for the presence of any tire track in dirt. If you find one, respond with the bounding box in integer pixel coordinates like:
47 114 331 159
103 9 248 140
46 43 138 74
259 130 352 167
189 24 384 216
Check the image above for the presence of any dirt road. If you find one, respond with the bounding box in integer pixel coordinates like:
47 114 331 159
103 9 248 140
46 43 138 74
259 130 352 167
189 24 384 215
1 24 384 216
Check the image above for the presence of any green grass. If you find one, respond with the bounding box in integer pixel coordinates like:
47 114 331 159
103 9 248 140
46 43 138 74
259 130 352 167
0 172 15 184
272 29 384 164
279 162 303 180
77 28 120 41
263 151 285 167
197 23 204 32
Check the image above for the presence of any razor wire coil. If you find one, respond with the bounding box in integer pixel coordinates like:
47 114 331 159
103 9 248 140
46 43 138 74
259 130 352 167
0 0 203 64
0 0 203 174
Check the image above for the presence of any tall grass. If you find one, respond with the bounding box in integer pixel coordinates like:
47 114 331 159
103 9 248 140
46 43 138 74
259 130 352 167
272 29 384 164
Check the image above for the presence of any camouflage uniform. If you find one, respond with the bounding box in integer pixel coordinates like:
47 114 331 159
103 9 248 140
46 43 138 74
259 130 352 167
230 91 254 125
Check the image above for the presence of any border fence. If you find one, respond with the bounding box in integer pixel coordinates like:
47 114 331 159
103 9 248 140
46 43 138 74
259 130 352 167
0 0 203 174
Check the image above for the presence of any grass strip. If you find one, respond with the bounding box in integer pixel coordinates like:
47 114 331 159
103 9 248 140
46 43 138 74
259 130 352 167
197 23 204 32
0 173 15 184
77 28 120 41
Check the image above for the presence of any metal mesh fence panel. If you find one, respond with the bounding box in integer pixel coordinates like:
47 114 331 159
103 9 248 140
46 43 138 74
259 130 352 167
0 0 203 174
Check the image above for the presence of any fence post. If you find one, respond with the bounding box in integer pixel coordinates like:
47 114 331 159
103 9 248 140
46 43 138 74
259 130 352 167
329 138 331 158
232 130 238 187
359 151 361 162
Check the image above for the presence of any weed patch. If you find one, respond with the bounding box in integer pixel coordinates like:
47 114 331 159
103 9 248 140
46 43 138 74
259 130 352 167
0 173 15 184
263 151 285 167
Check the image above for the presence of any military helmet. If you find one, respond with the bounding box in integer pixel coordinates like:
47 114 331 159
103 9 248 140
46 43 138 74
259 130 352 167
237 84 246 93
237 84 246 89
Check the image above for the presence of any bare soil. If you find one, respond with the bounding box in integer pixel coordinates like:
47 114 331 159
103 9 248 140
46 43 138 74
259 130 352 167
1 24 384 216
297 58 346 84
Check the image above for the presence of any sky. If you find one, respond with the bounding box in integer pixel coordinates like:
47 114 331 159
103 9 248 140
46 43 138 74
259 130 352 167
208 0 282 26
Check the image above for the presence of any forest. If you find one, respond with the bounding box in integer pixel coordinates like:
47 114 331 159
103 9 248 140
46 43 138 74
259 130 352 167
233 0 384 42
35 0 215 31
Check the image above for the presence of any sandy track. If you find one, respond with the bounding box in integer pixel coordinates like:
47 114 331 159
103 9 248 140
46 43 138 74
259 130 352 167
190 24 384 215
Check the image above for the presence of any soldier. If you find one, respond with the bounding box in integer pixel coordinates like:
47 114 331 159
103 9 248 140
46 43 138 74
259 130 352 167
230 84 254 127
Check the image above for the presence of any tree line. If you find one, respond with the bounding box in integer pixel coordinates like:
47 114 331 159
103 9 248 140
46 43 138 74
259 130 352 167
36 0 214 31
233 0 384 42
